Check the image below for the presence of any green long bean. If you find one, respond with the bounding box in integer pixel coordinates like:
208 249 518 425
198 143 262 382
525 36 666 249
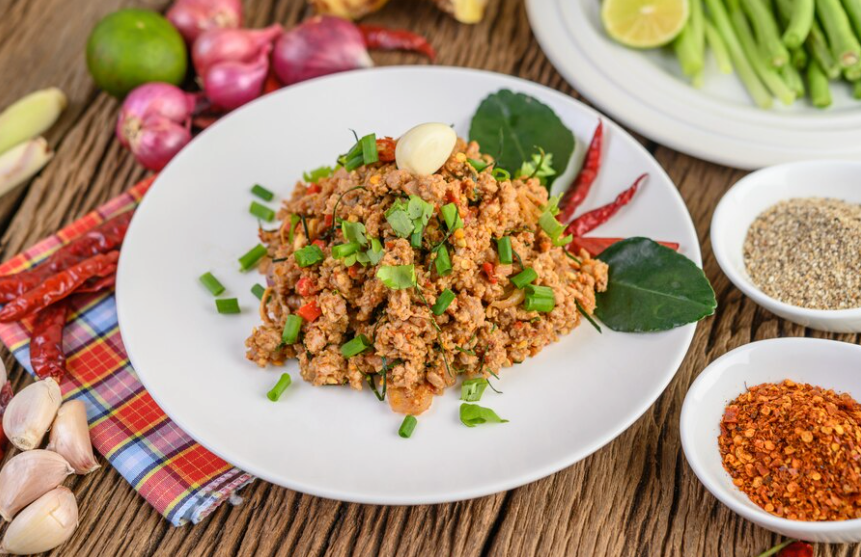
780 62 807 96
783 0 815 48
816 0 861 67
807 60 833 106
854 79 861 97
705 18 734 73
807 19 843 77
841 0 861 39
740 0 790 66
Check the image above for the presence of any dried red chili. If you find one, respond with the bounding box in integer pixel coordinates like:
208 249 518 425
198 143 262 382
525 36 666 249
29 301 70 382
359 25 436 60
376 137 396 162
558 120 603 224
719 380 861 521
565 173 645 238
481 262 497 284
75 273 117 294
777 541 813 557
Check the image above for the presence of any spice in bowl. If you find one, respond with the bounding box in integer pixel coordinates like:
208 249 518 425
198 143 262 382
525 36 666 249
743 197 861 310
718 379 861 521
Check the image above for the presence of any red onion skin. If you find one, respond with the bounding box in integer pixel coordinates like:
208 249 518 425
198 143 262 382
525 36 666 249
203 48 271 111
273 16 374 86
167 0 243 44
192 24 282 77
130 115 192 171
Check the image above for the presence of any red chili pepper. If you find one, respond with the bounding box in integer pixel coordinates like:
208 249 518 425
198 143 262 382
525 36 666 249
0 381 12 459
568 237 680 257
312 239 326 250
376 137 396 162
359 25 436 60
296 300 322 322
558 121 603 224
482 262 497 284
29 301 69 382
306 183 322 194
0 251 119 322
323 214 334 228
75 273 117 294
0 210 134 302
348 264 360 278
296 277 316 297
565 173 646 238
777 541 813 557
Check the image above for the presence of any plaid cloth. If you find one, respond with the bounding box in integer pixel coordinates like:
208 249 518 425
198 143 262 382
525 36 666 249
0 178 254 526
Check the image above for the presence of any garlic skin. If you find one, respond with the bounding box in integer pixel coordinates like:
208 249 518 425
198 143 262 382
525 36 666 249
0 486 78 555
46 401 99 475
0 450 73 521
395 123 457 176
2 378 62 451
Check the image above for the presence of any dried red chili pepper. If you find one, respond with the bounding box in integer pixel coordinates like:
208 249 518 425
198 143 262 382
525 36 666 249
777 541 813 557
347 264 360 278
296 300 322 322
558 121 603 224
0 251 119 322
0 381 13 458
323 213 334 228
376 137 396 162
29 301 69 382
569 237 680 257
0 210 134 302
482 262 497 284
359 25 436 60
306 183 322 194
75 273 117 294
565 173 646 238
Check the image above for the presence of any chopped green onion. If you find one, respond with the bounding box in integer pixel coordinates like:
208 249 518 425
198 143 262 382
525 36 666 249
434 244 452 276
282 314 302 344
461 378 488 402
199 272 225 296
517 151 556 185
251 184 274 201
496 237 513 264
367 238 384 265
492 168 511 181
376 264 416 290
432 288 455 315
510 267 537 289
361 133 378 166
459 403 508 427
341 220 368 246
544 195 561 216
524 284 555 313
294 244 324 267
303 166 333 183
238 244 267 271
266 373 292 401
440 203 463 231
467 158 488 172
398 415 417 438
288 214 300 244
342 133 378 171
341 334 372 358
576 300 602 333
251 283 266 300
410 228 423 249
249 201 275 222
215 298 240 314
332 242 361 259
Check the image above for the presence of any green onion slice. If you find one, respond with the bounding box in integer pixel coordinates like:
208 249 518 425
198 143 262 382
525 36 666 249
251 283 266 300
510 267 537 289
251 184 274 201
238 244 267 271
288 214 300 244
434 244 452 276
398 415 417 438
215 298 240 314
332 242 361 259
492 168 511 181
460 403 508 427
199 272 225 296
266 373 292 401
461 378 489 402
360 133 379 166
431 288 455 315
249 201 275 222
282 314 302 344
341 334 372 358
524 284 555 313
440 203 463 231
294 244 324 267
496 237 513 264
376 264 417 290
303 166 333 183
467 158 488 172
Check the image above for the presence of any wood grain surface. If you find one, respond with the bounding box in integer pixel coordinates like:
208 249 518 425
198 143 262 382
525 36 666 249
0 0 858 555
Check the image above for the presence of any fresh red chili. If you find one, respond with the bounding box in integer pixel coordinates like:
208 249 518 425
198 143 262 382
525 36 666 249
0 381 12 459
359 25 436 60
0 251 119 322
312 239 326 249
323 213 334 228
558 121 603 224
376 137 396 162
565 173 646 238
347 264 360 278
777 541 813 557
296 300 322 322
29 301 69 382
482 262 497 284
306 183 322 194
296 277 316 297
568 237 680 257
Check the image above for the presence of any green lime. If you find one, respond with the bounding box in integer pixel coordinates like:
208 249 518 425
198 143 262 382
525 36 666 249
602 0 689 48
86 9 187 98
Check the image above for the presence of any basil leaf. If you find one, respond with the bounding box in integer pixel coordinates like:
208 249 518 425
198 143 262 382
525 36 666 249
459 403 508 427
595 238 716 332
469 89 575 190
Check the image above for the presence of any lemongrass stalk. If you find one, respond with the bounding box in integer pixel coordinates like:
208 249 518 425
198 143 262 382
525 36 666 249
780 62 807 96
808 60 833 106
0 138 53 197
816 0 861 67
740 0 790 66
0 88 66 156
706 19 734 72
783 0 815 48
730 4 797 103
691 0 706 57
704 0 773 107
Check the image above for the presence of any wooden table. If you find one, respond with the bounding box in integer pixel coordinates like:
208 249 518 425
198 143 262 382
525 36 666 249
0 0 858 555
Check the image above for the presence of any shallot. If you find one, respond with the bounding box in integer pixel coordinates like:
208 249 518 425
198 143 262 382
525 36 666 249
192 24 282 76
167 0 243 44
203 48 271 111
273 16 373 86
116 83 197 171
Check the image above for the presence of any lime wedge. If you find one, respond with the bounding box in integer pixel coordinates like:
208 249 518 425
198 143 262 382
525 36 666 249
602 0 690 48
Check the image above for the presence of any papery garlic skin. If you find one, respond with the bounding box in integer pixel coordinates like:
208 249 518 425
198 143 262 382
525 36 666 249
0 450 73 521
0 486 78 555
46 401 99 475
2 378 62 451
0 88 67 156
395 123 457 176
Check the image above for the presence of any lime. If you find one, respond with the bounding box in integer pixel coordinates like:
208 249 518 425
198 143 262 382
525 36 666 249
602 0 689 48
86 9 187 98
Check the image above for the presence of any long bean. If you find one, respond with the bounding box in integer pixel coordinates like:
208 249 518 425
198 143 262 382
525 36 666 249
807 60 833 106
807 19 843 77
816 0 861 67
780 63 807 96
704 0 773 107
674 22 705 77
790 46 809 68
841 0 861 38
705 18 734 73
740 0 790 66
783 0 815 48
854 78 861 97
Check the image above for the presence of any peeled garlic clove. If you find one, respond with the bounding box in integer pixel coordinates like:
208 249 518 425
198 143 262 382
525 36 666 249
2 378 62 451
0 486 78 555
0 138 54 198
395 123 457 176
46 400 99 475
0 450 73 521
0 88 67 156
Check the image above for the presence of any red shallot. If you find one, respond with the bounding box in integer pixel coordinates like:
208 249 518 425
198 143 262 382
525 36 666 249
203 48 271 110
167 0 243 44
273 16 373 86
192 24 282 76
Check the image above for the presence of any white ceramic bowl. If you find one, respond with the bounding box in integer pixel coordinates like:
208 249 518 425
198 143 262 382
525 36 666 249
711 161 861 333
681 338 861 543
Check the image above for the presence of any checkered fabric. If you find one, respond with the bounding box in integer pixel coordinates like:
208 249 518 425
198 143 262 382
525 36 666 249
0 177 254 526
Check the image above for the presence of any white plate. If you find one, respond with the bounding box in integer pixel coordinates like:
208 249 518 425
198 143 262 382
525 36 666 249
526 0 861 169
117 67 700 505
681 338 861 543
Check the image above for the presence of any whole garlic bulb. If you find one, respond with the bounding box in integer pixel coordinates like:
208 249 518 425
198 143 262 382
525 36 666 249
2 378 62 451
46 401 99 475
395 122 457 176
0 450 73 521
0 486 78 555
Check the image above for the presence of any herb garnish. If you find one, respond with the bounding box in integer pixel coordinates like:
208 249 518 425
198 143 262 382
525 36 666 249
460 403 508 427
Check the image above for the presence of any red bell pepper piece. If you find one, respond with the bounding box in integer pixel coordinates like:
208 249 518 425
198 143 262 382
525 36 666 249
296 300 322 322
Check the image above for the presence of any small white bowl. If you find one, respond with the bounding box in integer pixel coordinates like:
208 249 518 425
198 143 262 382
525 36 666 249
681 338 861 543
711 161 861 333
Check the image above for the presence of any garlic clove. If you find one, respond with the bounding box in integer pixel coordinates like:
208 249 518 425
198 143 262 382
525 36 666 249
0 486 78 555
0 450 73 521
46 400 99 475
395 123 457 176
2 378 62 451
